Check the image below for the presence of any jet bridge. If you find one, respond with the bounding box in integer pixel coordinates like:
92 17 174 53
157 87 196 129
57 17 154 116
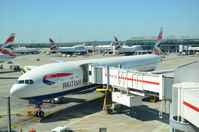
88 65 173 107
88 64 199 130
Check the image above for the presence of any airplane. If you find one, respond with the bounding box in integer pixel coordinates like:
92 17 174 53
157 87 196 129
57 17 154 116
49 38 88 56
0 33 17 62
10 28 163 117
14 47 40 55
0 53 15 63
113 36 143 55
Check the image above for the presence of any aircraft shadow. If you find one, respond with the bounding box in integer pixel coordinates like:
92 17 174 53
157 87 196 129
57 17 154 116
40 97 103 123
116 104 169 124
0 70 19 74
132 105 169 124
72 87 96 94
0 77 18 79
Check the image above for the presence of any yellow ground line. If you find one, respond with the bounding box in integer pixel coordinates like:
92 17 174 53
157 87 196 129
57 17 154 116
0 113 33 117
9 96 103 128
124 119 148 127
11 112 52 128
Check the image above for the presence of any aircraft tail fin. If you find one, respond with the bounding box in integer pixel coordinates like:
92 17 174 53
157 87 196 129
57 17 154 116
153 27 163 55
0 48 16 57
3 33 15 50
114 36 121 50
49 38 57 51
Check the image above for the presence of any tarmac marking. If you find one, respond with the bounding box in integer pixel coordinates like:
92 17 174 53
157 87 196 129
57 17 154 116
152 123 167 132
10 96 102 129
66 112 98 126
124 119 148 127
11 112 52 128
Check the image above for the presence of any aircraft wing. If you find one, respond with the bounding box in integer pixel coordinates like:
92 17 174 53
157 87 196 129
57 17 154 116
51 58 65 63
150 61 198 74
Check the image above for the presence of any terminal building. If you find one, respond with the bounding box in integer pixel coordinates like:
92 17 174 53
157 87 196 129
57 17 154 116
126 36 199 53
11 36 199 54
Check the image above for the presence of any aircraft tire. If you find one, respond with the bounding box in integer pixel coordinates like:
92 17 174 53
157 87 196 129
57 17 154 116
36 111 45 117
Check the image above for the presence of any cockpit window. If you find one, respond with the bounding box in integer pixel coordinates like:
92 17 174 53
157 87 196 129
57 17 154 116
16 80 34 84
18 80 24 84
30 80 33 84
25 80 30 84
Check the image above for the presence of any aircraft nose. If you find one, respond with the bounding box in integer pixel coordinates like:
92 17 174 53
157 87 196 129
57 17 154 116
10 84 23 97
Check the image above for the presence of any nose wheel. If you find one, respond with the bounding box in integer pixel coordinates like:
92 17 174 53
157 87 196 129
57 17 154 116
35 100 45 117
35 106 45 117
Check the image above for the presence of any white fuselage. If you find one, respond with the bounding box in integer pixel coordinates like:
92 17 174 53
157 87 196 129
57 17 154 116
10 54 162 100
57 45 87 54
0 53 13 63
116 45 142 53
14 48 39 54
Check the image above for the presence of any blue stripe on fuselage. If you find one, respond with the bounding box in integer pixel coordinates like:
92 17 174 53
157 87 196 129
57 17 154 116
21 84 97 100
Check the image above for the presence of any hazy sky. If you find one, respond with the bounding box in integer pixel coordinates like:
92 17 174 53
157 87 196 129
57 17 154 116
0 0 199 43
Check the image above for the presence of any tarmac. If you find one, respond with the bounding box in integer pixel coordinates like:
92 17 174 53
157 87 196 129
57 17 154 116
0 52 199 132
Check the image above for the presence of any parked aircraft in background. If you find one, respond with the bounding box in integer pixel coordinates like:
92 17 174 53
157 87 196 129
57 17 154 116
10 28 164 117
0 33 16 62
49 38 88 56
1 33 39 55
113 36 142 55
14 47 40 55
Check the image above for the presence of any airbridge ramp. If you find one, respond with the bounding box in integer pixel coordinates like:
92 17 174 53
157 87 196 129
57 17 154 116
87 64 199 131
88 65 174 102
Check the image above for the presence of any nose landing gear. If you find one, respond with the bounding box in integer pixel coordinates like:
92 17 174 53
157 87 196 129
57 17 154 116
35 106 44 117
35 100 45 117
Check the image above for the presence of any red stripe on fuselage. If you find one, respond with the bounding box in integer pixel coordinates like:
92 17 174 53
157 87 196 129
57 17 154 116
43 73 73 80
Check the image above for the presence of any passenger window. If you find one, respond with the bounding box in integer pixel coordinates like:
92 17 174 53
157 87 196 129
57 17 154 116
25 80 30 84
18 80 24 84
30 80 33 84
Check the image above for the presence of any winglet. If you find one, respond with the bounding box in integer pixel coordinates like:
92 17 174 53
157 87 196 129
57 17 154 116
153 27 163 55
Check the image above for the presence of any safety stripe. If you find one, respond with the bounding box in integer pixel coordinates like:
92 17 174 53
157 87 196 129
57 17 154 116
106 74 160 85
183 101 199 112
118 76 160 85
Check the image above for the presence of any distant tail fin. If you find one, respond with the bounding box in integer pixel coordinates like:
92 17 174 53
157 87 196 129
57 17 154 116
0 48 16 57
109 41 113 46
3 33 15 50
114 36 121 50
49 38 57 51
153 27 163 55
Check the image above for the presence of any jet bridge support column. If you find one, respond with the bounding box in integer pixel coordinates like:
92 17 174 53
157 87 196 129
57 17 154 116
103 66 112 110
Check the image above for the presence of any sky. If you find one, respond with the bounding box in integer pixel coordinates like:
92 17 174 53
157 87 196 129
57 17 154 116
0 0 199 43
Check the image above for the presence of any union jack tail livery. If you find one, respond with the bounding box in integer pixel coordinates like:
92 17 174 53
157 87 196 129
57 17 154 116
153 27 163 55
49 38 58 51
0 33 16 57
2 33 15 50
0 49 16 58
114 36 121 50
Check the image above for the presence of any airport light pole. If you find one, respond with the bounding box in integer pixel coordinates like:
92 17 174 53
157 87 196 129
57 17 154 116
6 96 11 132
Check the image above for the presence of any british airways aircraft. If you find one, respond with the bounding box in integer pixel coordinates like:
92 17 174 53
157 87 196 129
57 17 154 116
10 28 163 117
0 33 16 62
49 38 88 55
113 36 143 55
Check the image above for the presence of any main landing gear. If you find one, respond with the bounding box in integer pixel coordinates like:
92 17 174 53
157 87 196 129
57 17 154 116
34 100 45 117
